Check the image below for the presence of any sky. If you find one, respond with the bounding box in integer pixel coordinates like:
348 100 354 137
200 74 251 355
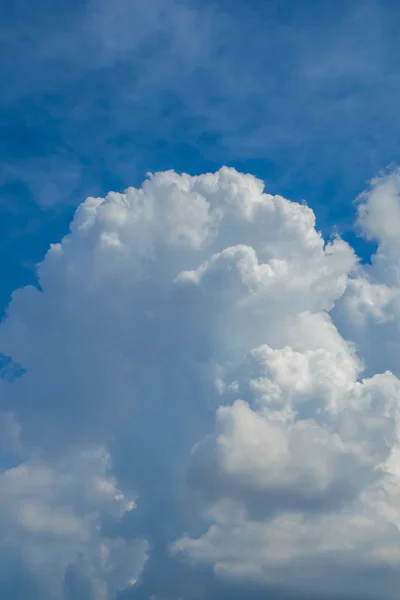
2 0 400 599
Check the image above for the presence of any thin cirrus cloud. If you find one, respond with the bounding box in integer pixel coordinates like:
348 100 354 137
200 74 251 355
1 167 400 599
2 0 400 208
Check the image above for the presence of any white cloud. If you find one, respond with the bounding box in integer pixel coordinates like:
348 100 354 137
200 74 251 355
175 347 400 598
334 170 400 377
2 167 400 598
0 446 147 600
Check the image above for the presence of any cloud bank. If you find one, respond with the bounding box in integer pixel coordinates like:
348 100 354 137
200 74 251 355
1 167 400 599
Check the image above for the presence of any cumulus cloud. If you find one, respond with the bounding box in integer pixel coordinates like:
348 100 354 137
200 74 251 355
1 167 400 599
0 443 146 600
334 170 400 377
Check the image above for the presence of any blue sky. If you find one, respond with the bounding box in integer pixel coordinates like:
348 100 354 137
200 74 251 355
3 2 400 599
2 0 400 309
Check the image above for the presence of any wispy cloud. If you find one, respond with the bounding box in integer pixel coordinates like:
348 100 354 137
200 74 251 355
2 0 400 208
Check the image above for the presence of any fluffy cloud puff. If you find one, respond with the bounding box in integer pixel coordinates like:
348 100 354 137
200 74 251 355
1 167 400 599
0 441 146 599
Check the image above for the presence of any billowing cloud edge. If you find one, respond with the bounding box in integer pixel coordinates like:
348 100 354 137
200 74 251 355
1 167 400 599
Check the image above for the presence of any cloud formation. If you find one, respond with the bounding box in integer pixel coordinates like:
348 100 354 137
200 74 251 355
4 0 400 209
1 167 400 599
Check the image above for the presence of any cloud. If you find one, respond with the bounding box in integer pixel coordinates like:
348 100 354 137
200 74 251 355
175 356 400 598
333 170 400 376
0 444 147 600
4 0 400 213
1 167 400 598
